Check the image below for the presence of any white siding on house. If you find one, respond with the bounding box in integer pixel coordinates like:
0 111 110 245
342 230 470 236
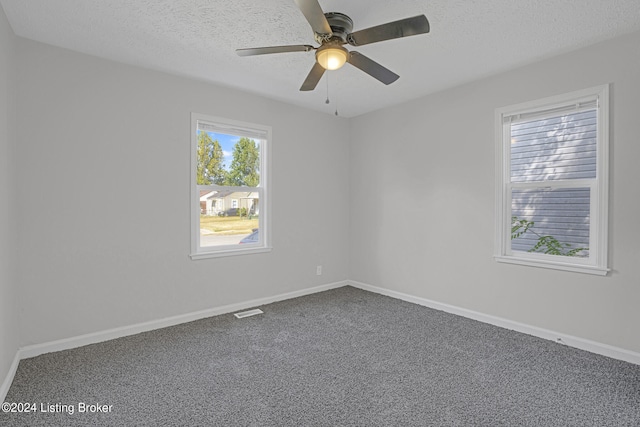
511 188 590 253
509 109 596 254
510 110 597 182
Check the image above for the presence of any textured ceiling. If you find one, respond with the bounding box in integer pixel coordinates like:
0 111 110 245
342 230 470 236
2 0 640 117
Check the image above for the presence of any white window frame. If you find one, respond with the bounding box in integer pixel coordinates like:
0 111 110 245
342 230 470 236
494 85 609 275
190 113 272 259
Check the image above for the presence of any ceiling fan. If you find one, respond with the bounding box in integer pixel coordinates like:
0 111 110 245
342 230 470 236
236 0 430 91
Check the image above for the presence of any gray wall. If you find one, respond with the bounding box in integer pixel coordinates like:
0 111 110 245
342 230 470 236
0 6 18 389
13 38 351 346
350 30 640 353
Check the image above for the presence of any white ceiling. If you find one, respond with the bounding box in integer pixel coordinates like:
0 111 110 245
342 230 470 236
2 0 640 117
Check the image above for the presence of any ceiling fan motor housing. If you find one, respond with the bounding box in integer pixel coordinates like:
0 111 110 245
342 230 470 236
314 12 353 44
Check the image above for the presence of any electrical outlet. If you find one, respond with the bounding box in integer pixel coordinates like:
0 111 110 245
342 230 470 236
316 265 322 276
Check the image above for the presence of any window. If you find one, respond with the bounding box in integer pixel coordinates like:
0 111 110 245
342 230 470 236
494 85 609 275
190 113 271 259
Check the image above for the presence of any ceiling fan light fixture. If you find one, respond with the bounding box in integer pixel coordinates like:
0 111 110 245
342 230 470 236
316 45 348 70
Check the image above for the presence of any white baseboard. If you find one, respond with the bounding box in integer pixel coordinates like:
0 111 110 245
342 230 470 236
2 280 345 399
4 277 638 401
347 280 640 366
0 351 20 402
19 280 348 360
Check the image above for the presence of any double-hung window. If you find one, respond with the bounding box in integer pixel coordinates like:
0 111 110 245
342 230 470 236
495 85 609 275
190 113 271 259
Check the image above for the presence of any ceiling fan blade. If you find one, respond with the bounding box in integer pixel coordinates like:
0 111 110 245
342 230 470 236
294 0 332 35
300 62 326 91
347 15 430 46
347 51 399 85
236 45 314 56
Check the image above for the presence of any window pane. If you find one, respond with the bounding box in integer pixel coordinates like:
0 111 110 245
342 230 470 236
510 110 596 183
511 188 590 257
199 192 259 247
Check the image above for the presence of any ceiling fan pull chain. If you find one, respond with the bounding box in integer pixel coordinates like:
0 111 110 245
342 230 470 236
325 72 330 104
334 75 339 116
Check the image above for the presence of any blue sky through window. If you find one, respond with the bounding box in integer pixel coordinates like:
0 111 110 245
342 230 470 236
198 131 261 173
207 132 237 171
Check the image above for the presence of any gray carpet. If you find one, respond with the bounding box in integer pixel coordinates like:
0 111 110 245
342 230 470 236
2 286 640 426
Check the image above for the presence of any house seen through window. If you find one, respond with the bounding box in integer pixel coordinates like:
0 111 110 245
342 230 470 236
495 85 609 275
191 114 271 259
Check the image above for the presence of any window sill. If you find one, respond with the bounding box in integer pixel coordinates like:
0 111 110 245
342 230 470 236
495 255 609 276
190 246 272 260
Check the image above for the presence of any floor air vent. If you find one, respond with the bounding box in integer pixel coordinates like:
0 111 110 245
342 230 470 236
233 308 264 319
